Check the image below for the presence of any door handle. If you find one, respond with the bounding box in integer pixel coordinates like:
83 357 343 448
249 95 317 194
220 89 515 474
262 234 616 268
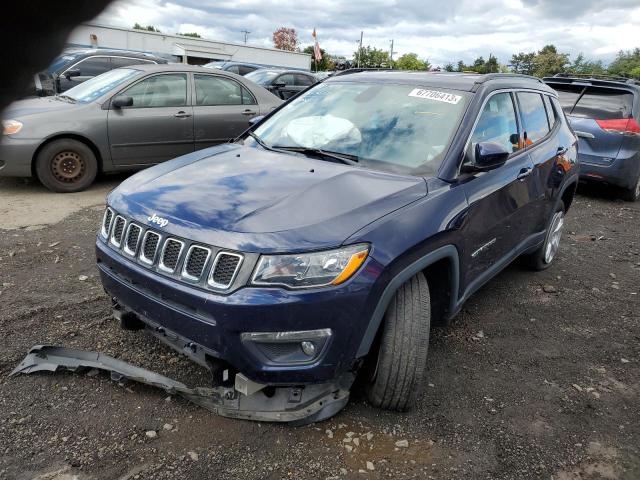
516 166 533 180
574 130 594 139
174 111 192 118
242 109 258 116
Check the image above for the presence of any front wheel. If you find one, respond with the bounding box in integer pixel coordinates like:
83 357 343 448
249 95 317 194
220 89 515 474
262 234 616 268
365 272 431 411
523 204 565 271
35 139 98 193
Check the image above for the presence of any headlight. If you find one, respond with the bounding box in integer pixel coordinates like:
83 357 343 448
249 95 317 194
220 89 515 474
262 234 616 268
252 244 369 289
2 119 23 135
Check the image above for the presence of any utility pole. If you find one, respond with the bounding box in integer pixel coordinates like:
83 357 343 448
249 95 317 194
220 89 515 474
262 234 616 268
389 39 397 68
357 31 363 68
241 30 250 44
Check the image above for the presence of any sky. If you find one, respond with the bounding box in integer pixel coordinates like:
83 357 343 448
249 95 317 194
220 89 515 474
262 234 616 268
95 0 640 66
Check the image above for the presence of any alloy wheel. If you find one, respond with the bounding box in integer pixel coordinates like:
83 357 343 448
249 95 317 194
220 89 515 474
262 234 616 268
544 211 564 264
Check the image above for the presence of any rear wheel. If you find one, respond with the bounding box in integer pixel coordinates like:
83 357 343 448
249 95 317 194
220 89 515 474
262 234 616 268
35 139 98 193
365 272 430 411
622 175 640 202
523 204 565 271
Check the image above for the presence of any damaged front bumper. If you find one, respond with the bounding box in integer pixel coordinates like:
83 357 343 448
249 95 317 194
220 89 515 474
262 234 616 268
11 345 352 425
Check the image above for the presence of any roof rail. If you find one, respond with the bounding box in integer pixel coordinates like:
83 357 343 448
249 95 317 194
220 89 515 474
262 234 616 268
473 73 544 84
549 72 640 85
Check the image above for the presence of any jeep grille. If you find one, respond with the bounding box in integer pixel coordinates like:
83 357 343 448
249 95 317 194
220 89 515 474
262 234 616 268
102 208 244 291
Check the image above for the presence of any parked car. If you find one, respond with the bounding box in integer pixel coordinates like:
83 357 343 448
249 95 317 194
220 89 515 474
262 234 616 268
544 74 640 201
0 64 282 192
31 48 168 97
203 61 263 76
96 72 578 423
244 69 317 100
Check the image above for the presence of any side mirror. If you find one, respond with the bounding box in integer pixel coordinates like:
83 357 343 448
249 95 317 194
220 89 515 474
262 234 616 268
248 115 265 126
112 96 134 108
464 141 510 173
64 69 81 80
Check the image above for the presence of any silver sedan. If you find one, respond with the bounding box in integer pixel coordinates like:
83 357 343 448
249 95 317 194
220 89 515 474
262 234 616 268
0 64 282 192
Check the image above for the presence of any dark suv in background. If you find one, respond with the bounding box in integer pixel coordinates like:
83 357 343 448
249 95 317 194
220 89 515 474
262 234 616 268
32 48 168 97
97 72 578 423
244 69 318 100
544 74 640 201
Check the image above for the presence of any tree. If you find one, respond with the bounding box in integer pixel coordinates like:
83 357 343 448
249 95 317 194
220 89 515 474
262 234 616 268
273 27 299 51
509 52 535 75
444 63 455 72
177 32 201 38
353 46 391 68
456 60 466 72
302 45 335 70
395 53 429 71
607 48 640 77
631 66 640 79
133 23 161 33
568 53 605 75
532 44 569 77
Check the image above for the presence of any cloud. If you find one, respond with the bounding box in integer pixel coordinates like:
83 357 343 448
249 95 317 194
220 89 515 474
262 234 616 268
94 0 640 66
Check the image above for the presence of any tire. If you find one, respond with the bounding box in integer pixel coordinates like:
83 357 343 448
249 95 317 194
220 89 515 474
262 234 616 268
365 272 431 411
523 203 565 271
35 139 98 193
621 175 640 202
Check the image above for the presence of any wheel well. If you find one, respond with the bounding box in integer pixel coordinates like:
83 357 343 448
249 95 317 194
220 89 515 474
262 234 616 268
31 134 103 176
422 258 454 326
561 182 577 213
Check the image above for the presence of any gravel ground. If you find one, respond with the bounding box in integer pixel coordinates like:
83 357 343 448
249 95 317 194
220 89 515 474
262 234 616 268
0 179 638 479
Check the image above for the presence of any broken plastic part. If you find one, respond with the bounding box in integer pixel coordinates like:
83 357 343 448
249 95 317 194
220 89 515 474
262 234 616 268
10 345 352 425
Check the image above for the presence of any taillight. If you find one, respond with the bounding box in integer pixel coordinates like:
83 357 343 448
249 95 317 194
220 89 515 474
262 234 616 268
595 118 640 135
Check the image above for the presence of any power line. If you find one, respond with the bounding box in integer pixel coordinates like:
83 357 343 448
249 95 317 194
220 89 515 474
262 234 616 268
241 30 250 44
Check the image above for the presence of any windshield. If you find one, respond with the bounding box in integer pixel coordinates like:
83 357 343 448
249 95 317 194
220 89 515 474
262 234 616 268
204 61 225 69
254 82 469 175
245 70 280 85
64 68 141 103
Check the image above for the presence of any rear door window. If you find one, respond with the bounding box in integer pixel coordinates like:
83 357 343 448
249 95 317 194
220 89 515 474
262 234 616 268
517 92 550 145
294 74 314 86
571 87 634 120
194 75 243 105
276 74 295 86
542 95 557 129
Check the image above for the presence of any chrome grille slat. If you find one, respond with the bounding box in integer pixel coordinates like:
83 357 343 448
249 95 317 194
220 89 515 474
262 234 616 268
208 252 243 289
123 223 142 256
159 238 184 273
139 231 161 265
110 215 126 248
101 208 114 238
182 245 211 281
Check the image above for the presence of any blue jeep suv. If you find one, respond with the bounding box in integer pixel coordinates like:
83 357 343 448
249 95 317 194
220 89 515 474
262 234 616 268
96 72 579 423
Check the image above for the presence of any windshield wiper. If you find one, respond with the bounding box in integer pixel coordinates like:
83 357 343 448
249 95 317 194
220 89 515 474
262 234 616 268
271 146 360 166
246 131 274 151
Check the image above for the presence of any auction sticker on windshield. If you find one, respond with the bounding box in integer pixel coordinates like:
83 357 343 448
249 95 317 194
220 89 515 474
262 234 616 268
408 88 462 104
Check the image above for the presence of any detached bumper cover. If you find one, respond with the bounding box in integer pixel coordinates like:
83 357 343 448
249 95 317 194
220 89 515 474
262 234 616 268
11 345 352 425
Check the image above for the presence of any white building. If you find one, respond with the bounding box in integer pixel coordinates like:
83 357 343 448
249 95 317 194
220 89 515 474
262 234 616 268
66 23 311 70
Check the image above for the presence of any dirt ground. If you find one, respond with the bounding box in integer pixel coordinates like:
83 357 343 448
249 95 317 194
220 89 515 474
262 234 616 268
0 176 638 480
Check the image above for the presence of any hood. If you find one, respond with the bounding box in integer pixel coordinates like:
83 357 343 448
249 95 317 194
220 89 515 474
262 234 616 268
3 96 81 119
109 144 427 253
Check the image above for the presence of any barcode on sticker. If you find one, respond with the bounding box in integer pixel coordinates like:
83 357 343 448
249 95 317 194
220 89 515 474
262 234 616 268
408 88 462 104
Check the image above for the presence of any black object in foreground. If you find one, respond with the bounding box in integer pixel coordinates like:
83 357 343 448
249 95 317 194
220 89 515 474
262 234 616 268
11 345 350 425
